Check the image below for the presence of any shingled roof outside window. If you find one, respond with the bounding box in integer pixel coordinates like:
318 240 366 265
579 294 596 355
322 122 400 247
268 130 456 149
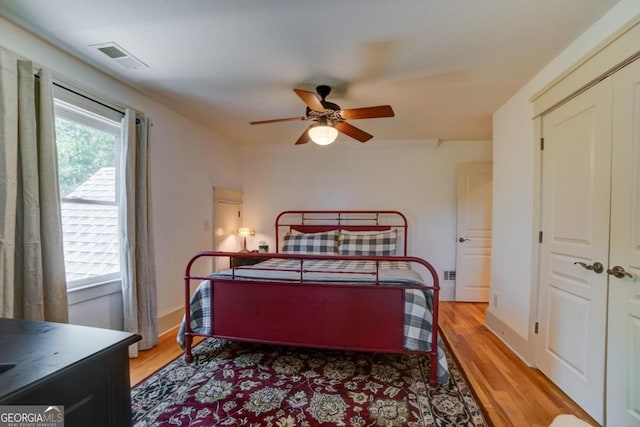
61 167 120 283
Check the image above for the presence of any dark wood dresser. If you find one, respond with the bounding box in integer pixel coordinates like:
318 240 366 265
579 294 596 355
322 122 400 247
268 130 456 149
0 318 140 427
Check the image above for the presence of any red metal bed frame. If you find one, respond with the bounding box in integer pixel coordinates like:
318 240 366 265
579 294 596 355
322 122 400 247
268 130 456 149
182 210 442 386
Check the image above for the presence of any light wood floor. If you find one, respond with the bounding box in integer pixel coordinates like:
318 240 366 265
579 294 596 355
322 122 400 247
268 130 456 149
130 302 598 427
438 302 597 427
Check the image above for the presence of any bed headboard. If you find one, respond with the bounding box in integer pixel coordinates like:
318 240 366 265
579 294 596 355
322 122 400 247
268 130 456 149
275 210 408 256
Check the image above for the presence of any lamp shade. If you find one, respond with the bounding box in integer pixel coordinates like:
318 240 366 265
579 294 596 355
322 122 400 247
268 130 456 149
238 227 255 237
308 125 338 145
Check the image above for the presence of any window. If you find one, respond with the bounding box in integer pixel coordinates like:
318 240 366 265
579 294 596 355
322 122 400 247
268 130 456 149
54 91 124 289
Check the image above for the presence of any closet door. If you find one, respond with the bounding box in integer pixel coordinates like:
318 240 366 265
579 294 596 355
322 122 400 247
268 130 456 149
607 58 640 427
537 79 613 424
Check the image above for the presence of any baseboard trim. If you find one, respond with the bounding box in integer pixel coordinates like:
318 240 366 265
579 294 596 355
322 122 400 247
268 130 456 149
484 308 532 365
158 306 184 336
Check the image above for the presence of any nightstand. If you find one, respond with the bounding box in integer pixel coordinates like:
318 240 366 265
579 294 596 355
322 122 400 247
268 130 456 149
230 253 270 267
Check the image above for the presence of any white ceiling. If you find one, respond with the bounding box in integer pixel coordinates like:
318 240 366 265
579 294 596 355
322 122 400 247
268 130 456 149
0 0 620 146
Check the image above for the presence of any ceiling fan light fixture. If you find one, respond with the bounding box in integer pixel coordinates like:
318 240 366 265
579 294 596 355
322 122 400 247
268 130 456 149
249 86 393 145
308 125 338 145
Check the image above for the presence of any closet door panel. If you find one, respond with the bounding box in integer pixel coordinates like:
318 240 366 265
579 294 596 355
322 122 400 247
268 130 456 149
608 57 640 427
537 79 612 424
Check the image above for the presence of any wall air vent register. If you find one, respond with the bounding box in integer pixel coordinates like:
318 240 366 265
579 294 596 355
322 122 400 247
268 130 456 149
90 42 148 70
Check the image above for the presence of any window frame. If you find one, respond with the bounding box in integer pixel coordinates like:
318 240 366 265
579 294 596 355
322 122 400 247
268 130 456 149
53 97 124 290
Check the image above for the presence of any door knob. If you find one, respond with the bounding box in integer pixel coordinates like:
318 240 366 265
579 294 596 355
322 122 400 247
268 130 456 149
458 237 469 242
574 261 604 274
606 265 634 279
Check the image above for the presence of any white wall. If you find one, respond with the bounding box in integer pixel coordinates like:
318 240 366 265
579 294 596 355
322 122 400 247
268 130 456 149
240 140 492 300
0 17 243 332
490 0 640 362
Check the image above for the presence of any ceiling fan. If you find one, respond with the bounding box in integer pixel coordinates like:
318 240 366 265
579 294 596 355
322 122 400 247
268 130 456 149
249 85 394 146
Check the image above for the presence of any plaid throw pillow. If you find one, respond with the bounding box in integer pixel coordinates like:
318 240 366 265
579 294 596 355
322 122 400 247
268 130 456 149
282 230 339 254
338 229 397 256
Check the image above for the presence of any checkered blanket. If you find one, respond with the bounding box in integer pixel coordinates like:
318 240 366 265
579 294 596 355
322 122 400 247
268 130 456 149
177 258 449 384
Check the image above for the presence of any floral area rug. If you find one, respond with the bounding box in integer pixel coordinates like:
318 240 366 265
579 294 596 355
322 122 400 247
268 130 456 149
131 339 487 427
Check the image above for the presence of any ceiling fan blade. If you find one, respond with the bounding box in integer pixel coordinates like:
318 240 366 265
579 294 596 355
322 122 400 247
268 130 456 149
250 116 306 125
294 125 313 145
334 121 373 143
339 105 394 120
293 89 326 112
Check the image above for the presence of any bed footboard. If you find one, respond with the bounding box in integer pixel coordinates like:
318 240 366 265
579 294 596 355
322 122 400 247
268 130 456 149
214 280 405 352
183 251 442 386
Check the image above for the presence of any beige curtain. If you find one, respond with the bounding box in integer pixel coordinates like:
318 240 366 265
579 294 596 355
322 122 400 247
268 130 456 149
0 52 68 322
120 109 157 357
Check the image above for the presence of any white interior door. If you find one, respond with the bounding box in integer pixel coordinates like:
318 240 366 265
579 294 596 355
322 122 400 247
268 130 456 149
606 58 640 427
213 188 243 272
537 80 612 424
455 163 492 302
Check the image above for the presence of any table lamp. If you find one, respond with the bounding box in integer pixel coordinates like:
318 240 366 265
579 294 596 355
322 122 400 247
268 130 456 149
238 227 255 252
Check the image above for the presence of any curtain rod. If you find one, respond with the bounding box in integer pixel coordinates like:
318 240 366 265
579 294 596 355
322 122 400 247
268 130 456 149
33 70 148 126
52 80 125 116
34 74 126 116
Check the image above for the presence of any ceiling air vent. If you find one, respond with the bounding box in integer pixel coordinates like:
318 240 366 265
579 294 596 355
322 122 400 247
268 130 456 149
90 42 148 70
